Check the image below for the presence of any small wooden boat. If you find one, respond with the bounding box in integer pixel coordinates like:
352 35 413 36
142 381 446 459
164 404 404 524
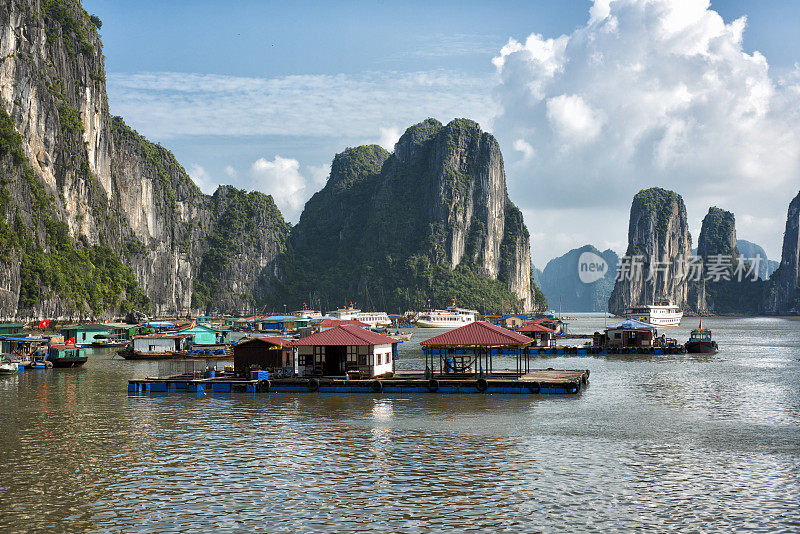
685 325 718 354
0 354 18 374
47 345 88 367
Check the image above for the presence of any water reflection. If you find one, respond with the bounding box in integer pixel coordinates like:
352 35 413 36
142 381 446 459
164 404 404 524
0 317 798 531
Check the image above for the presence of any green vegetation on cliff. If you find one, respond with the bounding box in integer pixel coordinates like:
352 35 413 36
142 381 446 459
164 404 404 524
277 119 540 313
0 108 148 315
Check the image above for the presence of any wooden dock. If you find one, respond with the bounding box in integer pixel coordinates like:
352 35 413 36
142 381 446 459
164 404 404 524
128 369 590 395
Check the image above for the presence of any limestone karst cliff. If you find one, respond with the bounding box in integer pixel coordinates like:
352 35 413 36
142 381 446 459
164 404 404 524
0 0 288 318
608 188 692 315
763 191 800 314
283 118 545 313
538 245 618 313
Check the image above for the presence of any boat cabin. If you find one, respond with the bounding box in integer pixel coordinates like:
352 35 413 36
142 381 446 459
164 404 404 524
292 324 397 378
47 344 87 366
132 334 189 355
233 337 294 378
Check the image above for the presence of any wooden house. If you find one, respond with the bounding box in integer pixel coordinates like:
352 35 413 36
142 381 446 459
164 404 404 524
600 320 656 349
517 323 556 347
132 334 189 355
61 323 112 346
291 324 397 378
181 324 219 345
233 337 294 378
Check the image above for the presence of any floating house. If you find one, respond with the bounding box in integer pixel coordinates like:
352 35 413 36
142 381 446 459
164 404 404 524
132 334 189 355
517 323 556 347
0 323 24 336
61 323 113 346
259 315 309 332
599 319 657 349
233 337 294 378
291 324 398 378
181 324 220 345
420 321 533 376
0 335 48 358
499 315 525 329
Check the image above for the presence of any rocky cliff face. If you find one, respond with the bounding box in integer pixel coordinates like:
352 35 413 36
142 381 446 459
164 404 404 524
763 191 800 314
286 118 543 312
688 207 761 314
608 188 692 315
539 245 618 312
737 240 778 281
0 1 287 318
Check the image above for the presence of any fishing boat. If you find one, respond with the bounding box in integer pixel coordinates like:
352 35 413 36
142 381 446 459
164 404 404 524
47 344 88 367
0 355 18 374
685 323 718 354
91 334 128 348
625 298 683 327
415 305 478 328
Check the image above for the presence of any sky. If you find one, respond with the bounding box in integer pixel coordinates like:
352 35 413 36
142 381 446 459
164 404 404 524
83 0 800 266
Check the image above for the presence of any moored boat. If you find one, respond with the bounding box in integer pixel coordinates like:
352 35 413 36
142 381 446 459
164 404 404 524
415 305 478 328
0 354 18 374
47 344 88 367
625 298 683 327
685 324 718 354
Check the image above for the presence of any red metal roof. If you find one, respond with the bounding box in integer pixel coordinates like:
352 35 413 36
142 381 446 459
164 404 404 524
291 324 397 346
517 323 555 333
420 321 532 347
318 319 370 328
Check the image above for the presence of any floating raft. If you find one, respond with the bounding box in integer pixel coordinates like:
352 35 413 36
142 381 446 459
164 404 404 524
425 346 686 356
128 369 589 395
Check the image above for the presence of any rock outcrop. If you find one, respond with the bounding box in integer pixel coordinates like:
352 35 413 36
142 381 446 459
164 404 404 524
285 118 544 312
736 240 778 281
0 1 288 318
539 245 618 312
763 191 800 314
608 188 692 315
688 207 764 315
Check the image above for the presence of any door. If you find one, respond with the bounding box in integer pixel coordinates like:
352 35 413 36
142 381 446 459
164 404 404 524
323 346 345 376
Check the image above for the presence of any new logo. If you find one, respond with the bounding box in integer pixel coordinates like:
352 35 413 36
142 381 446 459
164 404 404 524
578 251 608 284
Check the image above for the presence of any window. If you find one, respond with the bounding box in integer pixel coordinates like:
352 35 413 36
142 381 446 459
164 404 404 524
347 346 358 364
358 353 367 366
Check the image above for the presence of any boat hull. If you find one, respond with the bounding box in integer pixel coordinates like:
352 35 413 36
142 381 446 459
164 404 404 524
685 341 718 354
49 356 88 368
415 319 474 328
118 350 180 360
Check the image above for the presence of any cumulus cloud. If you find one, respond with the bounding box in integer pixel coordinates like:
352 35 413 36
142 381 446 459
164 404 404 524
494 0 800 262
249 156 330 222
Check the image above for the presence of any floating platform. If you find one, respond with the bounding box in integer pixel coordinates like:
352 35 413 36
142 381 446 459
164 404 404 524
128 369 589 396
425 345 685 356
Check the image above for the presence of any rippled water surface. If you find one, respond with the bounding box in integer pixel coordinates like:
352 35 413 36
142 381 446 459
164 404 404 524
1 316 799 532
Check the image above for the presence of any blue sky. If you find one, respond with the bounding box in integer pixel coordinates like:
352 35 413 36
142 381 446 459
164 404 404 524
83 0 800 264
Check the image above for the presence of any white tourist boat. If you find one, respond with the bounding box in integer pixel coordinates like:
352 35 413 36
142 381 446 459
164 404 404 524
625 298 683 327
355 311 391 327
330 307 361 321
415 305 478 328
292 309 323 320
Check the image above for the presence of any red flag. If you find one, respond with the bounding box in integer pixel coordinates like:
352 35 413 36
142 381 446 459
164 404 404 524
38 319 50 328
65 337 75 346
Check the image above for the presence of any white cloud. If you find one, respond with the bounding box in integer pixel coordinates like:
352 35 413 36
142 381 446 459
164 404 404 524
512 138 535 160
249 156 330 223
378 126 402 152
494 0 800 262
107 70 497 140
545 94 603 144
224 165 238 179
187 163 218 195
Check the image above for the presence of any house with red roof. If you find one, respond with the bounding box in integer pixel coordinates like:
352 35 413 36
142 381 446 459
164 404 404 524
291 324 398 377
517 323 556 347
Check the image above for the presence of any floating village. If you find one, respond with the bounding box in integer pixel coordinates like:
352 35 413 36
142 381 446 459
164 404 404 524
1 299 718 396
